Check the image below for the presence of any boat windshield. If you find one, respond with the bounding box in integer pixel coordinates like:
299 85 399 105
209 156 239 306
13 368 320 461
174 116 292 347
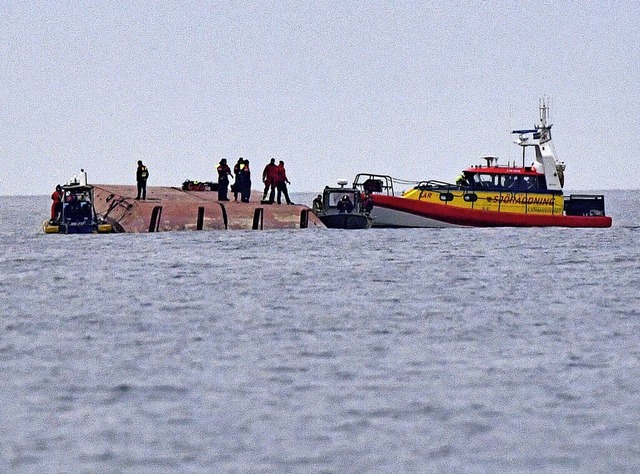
62 188 94 223
326 191 357 207
468 173 547 191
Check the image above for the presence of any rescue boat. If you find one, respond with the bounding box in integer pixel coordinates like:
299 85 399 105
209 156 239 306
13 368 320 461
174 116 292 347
354 100 612 228
44 172 113 234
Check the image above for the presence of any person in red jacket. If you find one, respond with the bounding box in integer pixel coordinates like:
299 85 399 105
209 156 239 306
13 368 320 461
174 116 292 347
274 161 293 205
50 184 63 223
262 158 278 201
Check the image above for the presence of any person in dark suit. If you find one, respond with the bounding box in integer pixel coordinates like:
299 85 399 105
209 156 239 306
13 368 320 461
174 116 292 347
136 160 149 200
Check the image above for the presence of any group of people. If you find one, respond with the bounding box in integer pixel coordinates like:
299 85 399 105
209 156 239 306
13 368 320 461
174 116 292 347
50 157 292 222
311 192 373 214
217 158 292 204
260 158 292 205
133 158 293 205
216 158 251 202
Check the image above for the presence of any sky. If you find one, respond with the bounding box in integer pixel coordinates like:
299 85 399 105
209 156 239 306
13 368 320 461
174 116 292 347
2 0 639 196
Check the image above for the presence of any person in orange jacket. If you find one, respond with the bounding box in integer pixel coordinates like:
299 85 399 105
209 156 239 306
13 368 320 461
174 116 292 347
50 184 63 223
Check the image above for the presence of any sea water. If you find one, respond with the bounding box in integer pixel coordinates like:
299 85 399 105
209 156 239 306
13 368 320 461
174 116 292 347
1 191 639 473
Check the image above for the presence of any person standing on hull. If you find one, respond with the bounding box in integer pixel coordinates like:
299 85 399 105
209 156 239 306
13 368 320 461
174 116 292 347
217 159 232 201
274 160 293 205
233 158 245 202
262 158 277 202
136 160 149 200
240 159 251 203
50 184 63 223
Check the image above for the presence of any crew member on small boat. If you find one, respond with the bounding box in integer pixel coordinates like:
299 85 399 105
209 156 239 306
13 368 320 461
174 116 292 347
217 159 232 201
312 194 323 211
456 175 467 186
136 160 149 200
337 195 354 213
362 193 374 213
50 184 63 223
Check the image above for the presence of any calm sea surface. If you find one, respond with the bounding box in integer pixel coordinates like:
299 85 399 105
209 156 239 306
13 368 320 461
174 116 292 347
1 191 639 473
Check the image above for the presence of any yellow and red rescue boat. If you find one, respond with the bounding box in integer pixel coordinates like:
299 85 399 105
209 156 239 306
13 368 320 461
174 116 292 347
354 100 612 228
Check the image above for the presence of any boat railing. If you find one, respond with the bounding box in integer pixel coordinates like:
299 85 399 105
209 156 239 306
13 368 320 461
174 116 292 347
353 173 395 196
415 180 457 190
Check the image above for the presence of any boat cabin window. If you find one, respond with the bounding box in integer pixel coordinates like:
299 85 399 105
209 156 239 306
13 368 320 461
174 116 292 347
64 190 91 202
469 173 546 191
326 192 357 207
63 195 93 222
471 173 495 188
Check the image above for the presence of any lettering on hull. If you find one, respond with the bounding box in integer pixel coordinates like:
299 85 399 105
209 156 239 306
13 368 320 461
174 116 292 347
410 190 563 215
488 195 555 206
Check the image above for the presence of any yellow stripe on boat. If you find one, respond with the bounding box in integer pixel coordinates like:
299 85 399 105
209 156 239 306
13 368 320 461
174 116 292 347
401 188 565 215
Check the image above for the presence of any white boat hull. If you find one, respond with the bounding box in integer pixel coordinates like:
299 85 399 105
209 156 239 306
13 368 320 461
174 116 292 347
370 205 461 228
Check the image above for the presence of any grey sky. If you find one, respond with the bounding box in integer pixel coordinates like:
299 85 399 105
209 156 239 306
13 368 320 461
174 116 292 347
2 1 638 196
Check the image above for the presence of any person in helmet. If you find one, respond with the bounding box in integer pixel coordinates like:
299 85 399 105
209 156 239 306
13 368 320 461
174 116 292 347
337 194 354 213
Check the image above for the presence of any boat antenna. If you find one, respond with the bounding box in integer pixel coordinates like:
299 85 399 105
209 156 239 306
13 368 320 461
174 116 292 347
539 96 549 128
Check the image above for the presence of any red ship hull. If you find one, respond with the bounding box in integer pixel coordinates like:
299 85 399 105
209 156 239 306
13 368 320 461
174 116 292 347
370 194 612 228
92 185 324 232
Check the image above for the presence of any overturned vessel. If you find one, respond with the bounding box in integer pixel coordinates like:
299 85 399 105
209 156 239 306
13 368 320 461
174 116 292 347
92 185 324 232
45 171 324 233
354 100 612 228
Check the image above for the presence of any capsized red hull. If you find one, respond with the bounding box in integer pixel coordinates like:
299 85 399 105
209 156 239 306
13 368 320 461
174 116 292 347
92 185 324 232
370 194 612 228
